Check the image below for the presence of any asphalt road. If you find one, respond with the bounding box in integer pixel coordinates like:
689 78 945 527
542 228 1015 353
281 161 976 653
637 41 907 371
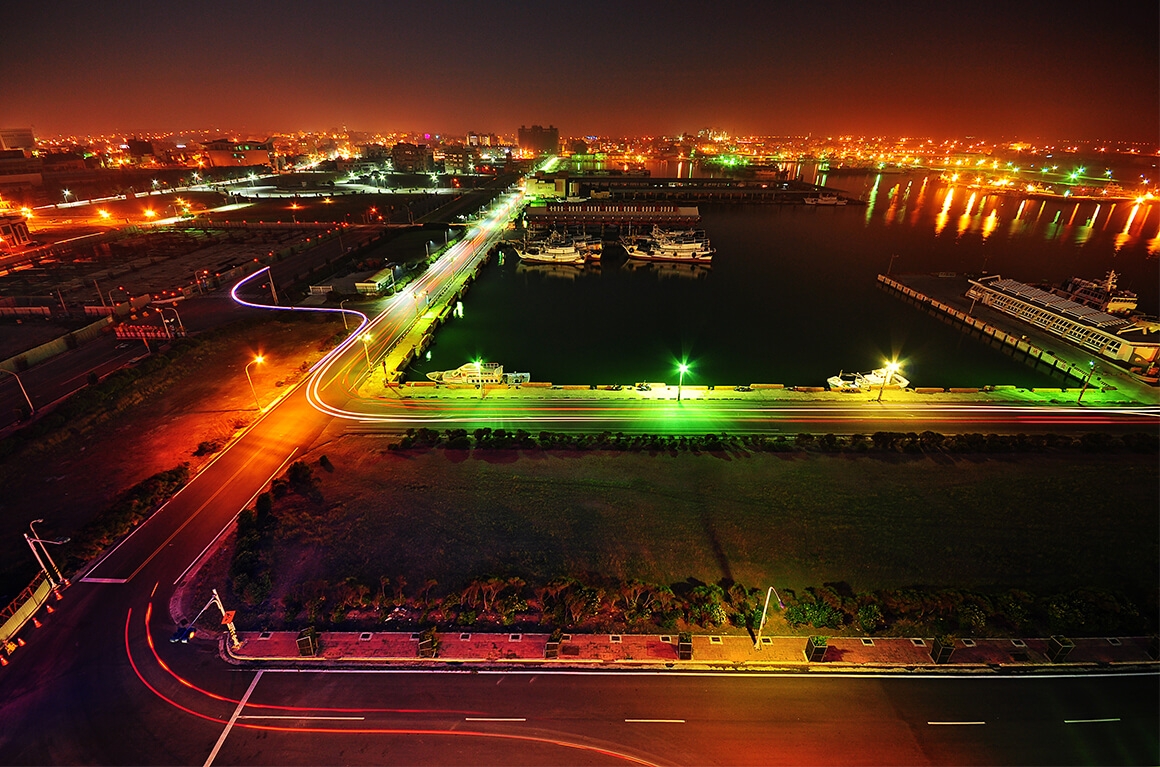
1 189 1157 765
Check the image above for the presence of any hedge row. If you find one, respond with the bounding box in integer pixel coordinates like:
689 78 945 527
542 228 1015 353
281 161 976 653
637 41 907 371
390 428 1159 454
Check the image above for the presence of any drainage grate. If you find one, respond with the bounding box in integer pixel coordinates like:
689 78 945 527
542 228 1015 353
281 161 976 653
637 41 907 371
508 634 522 642
760 637 773 645
258 631 272 640
709 636 723 644
459 633 471 641
610 635 622 643
1107 637 1121 646
862 638 874 646
1010 639 1026 648
961 639 976 647
660 635 672 643
359 632 373 641
410 633 421 640
911 638 926 647
562 634 572 642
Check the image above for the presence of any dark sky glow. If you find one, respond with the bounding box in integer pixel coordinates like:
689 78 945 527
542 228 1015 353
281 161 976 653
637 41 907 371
4 0 1157 140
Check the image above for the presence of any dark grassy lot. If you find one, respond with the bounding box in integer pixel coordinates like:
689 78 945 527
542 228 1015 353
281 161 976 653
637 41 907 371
258 440 1158 613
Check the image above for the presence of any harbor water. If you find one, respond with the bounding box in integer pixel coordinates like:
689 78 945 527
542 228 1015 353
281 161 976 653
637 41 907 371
407 172 1160 389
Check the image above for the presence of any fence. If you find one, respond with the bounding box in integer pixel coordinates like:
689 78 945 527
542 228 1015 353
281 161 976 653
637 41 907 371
0 572 54 650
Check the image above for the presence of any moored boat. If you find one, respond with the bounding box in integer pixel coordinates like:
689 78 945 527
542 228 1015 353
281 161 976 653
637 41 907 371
826 368 910 391
621 226 714 263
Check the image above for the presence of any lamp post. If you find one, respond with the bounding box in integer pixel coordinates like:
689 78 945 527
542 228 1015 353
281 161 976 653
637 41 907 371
26 520 69 590
754 586 786 650
360 333 373 367
677 362 689 402
340 299 350 330
0 368 35 417
160 306 185 336
245 356 264 410
1077 360 1097 403
877 361 900 403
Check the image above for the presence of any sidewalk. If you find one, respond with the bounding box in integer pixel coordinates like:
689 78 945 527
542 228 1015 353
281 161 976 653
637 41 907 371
227 630 1158 672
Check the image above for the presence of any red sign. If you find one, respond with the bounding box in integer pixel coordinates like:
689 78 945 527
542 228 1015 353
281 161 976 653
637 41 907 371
220 611 236 625
115 325 168 339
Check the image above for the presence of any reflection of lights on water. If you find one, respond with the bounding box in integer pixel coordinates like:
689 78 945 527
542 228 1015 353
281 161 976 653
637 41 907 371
981 209 998 239
1066 204 1080 226
864 175 881 224
957 192 977 236
934 188 953 235
1114 202 1142 252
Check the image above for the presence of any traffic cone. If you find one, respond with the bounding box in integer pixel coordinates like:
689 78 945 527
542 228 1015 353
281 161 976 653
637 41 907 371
45 604 55 614
1 655 8 666
32 617 42 629
16 638 25 646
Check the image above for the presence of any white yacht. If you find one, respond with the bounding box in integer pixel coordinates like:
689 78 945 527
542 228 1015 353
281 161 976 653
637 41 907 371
804 193 847 205
622 226 714 263
826 368 909 391
427 361 529 385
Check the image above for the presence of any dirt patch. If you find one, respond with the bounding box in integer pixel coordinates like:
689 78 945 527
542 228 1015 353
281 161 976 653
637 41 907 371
0 314 344 599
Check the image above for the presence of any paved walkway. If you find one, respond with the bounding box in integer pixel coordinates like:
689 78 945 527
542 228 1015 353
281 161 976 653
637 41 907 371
227 630 1157 671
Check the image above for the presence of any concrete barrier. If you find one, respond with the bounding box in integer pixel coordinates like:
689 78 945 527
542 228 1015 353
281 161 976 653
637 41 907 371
914 387 946 394
948 387 980 394
561 385 588 390
406 381 436 387
752 383 784 389
1030 387 1063 394
523 382 552 388
793 386 826 393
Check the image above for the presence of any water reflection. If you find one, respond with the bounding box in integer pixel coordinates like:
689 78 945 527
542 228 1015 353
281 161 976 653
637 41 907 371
935 188 953 234
620 260 711 280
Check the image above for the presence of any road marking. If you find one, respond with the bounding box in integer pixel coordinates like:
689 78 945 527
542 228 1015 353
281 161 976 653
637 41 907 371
465 717 526 722
238 715 365 721
80 577 127 584
204 670 262 767
927 721 985 726
172 448 298 586
625 719 685 723
1064 718 1120 724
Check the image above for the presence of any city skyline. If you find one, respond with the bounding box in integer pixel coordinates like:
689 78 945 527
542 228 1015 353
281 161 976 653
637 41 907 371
5 0 1157 141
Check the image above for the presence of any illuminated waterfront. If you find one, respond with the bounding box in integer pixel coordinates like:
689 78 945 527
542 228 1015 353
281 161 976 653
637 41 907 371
409 172 1159 388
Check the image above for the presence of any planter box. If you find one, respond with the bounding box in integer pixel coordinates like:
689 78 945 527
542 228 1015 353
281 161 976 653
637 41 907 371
1047 635 1074 663
804 636 828 662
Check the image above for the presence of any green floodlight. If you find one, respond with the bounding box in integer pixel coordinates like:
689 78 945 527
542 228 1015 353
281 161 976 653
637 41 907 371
677 361 690 402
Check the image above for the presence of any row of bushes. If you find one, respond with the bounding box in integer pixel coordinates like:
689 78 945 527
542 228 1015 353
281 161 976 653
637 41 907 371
264 570 1154 638
389 428 1159 454
62 464 190 571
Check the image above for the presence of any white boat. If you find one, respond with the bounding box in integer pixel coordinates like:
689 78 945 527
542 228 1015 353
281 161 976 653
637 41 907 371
622 226 714 263
804 193 847 205
512 232 597 265
427 361 530 385
826 368 909 391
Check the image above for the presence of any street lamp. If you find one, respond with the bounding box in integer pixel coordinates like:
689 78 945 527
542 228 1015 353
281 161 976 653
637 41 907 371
245 356 264 410
160 306 185 337
360 333 373 366
340 299 350 330
1077 360 1097 403
754 586 786 650
0 367 35 417
26 520 69 590
677 362 690 402
877 361 900 403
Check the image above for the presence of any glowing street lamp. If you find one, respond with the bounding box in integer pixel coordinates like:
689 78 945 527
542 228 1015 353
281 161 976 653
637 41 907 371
1076 360 1097 404
360 333 373 366
677 361 690 402
245 356 265 410
0 367 35 416
877 361 900 403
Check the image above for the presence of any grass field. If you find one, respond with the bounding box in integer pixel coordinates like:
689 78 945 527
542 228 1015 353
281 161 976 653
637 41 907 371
265 438 1158 607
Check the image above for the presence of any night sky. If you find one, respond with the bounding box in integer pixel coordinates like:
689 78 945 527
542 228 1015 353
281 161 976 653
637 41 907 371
5 0 1157 140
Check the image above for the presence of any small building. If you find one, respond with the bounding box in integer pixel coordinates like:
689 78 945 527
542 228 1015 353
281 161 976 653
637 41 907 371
204 138 274 168
0 209 32 250
391 142 432 173
355 266 397 296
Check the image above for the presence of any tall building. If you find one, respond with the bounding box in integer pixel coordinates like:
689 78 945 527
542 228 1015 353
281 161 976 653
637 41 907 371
518 125 559 155
391 142 432 173
0 128 35 152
